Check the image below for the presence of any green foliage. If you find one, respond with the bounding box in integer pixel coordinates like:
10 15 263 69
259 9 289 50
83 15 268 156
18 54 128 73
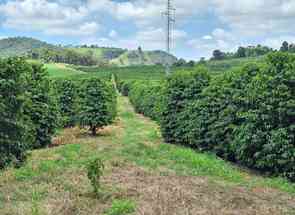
211 45 273 61
231 52 295 180
0 58 31 168
24 63 59 149
87 158 105 196
123 52 295 181
0 37 55 58
78 78 117 135
104 199 136 215
54 80 78 127
30 48 99 66
160 67 211 144
127 80 164 122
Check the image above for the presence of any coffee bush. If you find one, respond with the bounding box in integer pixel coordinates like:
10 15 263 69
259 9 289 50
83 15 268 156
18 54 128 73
78 78 117 135
0 58 31 168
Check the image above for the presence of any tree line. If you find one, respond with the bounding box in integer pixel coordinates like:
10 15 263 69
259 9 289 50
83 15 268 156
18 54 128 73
28 48 99 66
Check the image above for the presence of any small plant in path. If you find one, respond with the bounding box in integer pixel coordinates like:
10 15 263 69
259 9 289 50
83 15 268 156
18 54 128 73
104 199 136 215
87 157 105 197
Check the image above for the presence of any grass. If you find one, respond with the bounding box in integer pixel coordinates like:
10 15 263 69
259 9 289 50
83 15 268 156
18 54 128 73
75 65 167 81
0 95 294 214
104 199 136 215
45 63 85 78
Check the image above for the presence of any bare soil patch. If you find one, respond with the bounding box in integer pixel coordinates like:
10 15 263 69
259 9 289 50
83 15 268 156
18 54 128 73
106 164 295 215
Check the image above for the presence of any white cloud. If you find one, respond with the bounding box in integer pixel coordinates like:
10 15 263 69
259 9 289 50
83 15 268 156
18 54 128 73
109 30 118 38
203 35 213 40
1 0 295 60
263 36 295 49
44 22 100 37
0 0 99 36
188 28 238 58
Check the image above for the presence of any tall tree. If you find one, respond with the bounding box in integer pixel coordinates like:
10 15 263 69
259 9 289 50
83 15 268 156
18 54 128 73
280 41 289 52
212 50 225 60
236 47 246 58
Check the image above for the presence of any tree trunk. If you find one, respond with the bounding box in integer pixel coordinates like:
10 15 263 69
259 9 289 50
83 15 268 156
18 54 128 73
91 126 97 136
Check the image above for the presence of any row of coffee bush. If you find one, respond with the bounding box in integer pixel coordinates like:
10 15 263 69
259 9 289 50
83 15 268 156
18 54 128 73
0 58 117 169
118 80 164 122
118 52 295 181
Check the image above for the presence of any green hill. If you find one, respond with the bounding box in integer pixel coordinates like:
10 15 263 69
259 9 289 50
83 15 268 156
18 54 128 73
0 37 56 57
70 47 127 61
0 37 177 67
111 50 177 66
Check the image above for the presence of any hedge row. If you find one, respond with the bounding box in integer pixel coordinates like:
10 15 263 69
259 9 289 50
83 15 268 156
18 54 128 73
0 58 117 169
0 58 58 168
118 80 164 122
119 52 295 181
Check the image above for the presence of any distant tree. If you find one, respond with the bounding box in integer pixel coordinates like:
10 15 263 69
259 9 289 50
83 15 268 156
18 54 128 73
236 47 246 58
173 58 186 67
212 50 225 60
138 46 143 54
197 57 206 66
280 41 289 52
289 43 295 53
187 60 195 67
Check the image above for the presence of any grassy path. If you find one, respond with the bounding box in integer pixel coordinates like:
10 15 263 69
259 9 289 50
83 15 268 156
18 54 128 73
0 96 295 214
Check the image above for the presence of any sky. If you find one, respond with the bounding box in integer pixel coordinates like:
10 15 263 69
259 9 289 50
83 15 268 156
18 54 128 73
0 0 295 60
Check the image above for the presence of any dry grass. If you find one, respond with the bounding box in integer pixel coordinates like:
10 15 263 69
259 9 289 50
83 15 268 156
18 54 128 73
106 164 295 215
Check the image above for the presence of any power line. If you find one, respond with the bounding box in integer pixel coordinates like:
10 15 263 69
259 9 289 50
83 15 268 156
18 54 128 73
163 0 175 75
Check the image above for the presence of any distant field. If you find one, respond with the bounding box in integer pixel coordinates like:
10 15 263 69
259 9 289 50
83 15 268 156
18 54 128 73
206 56 263 73
45 55 264 81
70 48 105 59
45 63 85 78
74 65 168 81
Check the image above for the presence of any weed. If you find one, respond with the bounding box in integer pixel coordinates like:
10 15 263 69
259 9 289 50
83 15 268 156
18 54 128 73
104 199 136 215
87 157 105 197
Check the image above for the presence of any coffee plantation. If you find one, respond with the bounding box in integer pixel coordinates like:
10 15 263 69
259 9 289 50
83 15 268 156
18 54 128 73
118 52 295 181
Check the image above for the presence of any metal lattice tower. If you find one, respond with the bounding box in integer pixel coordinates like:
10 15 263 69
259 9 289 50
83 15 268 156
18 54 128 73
163 0 175 75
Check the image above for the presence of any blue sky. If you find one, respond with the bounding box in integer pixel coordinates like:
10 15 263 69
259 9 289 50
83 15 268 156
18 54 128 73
0 0 295 60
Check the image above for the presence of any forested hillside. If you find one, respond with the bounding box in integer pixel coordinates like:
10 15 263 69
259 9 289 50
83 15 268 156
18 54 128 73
0 37 177 67
0 37 55 57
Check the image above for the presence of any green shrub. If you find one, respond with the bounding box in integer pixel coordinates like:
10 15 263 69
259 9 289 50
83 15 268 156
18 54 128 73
87 158 105 197
54 80 78 127
0 58 31 168
232 52 295 180
186 64 261 159
177 53 295 181
24 63 59 149
128 81 164 122
120 81 133 96
160 67 210 144
78 78 117 135
123 52 295 181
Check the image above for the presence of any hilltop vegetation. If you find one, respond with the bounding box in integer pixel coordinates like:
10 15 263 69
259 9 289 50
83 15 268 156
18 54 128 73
111 49 177 66
0 37 55 57
0 37 177 67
